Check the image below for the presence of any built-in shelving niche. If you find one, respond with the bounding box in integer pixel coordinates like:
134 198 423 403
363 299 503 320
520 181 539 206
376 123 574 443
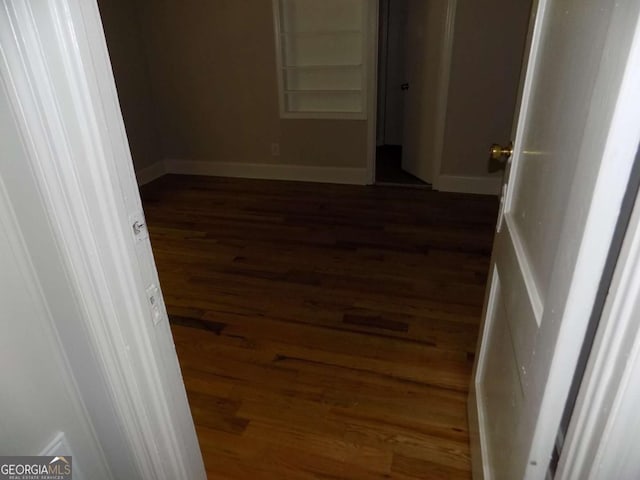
273 0 369 119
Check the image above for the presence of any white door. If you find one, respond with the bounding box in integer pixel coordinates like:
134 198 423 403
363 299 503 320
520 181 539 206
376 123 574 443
400 0 449 183
469 0 640 479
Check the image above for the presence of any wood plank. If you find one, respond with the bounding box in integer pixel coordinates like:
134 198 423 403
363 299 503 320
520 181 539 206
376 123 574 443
141 175 497 479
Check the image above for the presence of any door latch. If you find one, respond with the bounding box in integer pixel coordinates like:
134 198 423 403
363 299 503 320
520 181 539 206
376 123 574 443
129 211 149 243
132 221 145 236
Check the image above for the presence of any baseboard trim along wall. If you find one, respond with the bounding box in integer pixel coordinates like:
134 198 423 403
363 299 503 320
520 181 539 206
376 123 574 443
135 160 167 186
162 159 370 185
435 174 502 195
136 160 502 195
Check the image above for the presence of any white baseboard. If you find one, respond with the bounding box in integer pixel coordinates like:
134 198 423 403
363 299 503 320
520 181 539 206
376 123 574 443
164 159 369 185
135 160 166 186
138 160 501 194
435 174 502 195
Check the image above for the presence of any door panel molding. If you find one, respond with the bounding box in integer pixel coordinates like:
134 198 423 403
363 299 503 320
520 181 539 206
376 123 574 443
469 265 500 479
504 215 544 322
495 227 538 390
476 266 526 480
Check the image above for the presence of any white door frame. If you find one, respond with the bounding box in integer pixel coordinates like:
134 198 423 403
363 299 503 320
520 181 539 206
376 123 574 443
0 0 205 478
365 0 457 186
366 0 380 184
557 148 640 479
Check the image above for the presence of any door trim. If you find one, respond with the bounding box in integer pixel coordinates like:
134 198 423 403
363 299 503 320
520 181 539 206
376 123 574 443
430 0 458 189
468 265 502 479
0 0 205 477
556 14 640 474
366 0 380 184
556 148 640 480
557 168 640 478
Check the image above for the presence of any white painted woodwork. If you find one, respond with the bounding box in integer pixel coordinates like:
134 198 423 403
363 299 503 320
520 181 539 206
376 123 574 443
165 158 369 184
556 156 640 479
364 0 379 184
400 0 455 184
375 0 387 146
0 78 111 479
0 0 206 478
273 0 371 119
469 0 640 478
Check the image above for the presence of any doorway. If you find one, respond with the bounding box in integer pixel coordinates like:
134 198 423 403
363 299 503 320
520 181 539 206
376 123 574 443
375 0 421 185
376 0 421 186
374 0 455 187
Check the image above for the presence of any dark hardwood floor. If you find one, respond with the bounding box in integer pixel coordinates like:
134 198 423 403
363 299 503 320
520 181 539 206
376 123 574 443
141 175 498 479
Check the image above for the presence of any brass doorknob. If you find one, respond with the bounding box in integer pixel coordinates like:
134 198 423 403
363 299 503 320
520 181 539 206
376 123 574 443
489 142 513 162
488 142 513 173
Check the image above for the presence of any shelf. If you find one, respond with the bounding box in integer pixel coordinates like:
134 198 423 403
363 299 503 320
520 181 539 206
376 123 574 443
282 64 363 70
278 0 365 35
281 111 366 120
280 30 362 37
285 89 362 94
285 90 363 114
274 0 368 119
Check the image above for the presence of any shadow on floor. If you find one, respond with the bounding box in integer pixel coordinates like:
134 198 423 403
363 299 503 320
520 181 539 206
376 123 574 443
375 145 429 186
